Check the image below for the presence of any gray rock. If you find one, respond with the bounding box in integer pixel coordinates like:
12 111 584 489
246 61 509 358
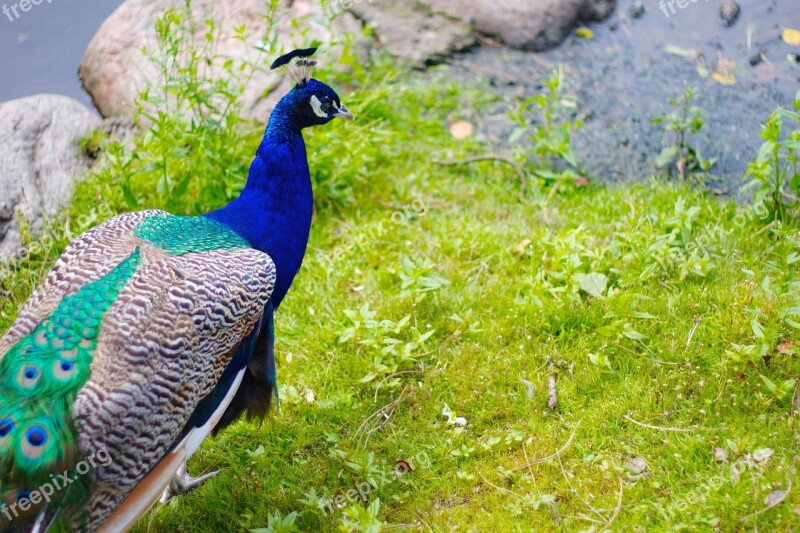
422 0 617 52
347 1 475 67
720 1 740 27
0 95 100 258
79 0 361 123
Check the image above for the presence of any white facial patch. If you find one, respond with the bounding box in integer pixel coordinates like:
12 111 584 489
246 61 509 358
309 95 328 119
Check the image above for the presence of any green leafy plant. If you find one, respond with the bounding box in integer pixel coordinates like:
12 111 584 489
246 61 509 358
509 66 584 195
89 2 280 215
337 302 434 387
340 499 383 533
652 86 717 183
250 510 300 533
742 91 800 222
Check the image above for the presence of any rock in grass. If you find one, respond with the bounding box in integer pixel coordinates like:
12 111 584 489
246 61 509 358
0 95 99 258
80 0 360 124
420 0 617 52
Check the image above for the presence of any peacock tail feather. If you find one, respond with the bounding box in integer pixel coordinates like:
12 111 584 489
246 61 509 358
0 211 275 530
0 251 141 529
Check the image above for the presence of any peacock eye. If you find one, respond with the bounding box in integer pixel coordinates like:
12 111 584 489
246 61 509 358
319 100 332 112
0 418 14 437
16 364 41 389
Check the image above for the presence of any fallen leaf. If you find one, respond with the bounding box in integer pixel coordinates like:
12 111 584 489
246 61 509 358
665 45 702 59
449 120 474 139
395 459 413 472
712 54 737 85
514 239 532 254
573 176 590 187
783 28 800 46
712 71 736 85
764 490 787 508
713 447 729 461
752 447 774 463
625 457 649 474
778 340 796 355
575 27 594 39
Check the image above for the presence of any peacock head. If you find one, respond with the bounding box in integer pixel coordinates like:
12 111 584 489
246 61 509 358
289 78 354 127
269 48 354 132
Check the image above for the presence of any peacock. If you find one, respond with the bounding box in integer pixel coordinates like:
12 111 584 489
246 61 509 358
0 48 353 531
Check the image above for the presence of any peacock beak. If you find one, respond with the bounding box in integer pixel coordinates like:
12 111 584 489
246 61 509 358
332 103 354 121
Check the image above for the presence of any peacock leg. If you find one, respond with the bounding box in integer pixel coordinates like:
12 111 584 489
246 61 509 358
159 461 221 503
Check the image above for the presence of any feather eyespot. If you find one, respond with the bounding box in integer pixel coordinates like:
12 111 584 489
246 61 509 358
53 359 78 380
16 365 41 389
20 425 50 460
34 330 48 346
0 418 14 438
16 489 32 504
25 426 47 446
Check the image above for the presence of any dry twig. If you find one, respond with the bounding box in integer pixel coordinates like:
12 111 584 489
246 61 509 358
355 385 414 447
602 477 624 532
622 414 694 433
547 374 558 411
512 420 582 471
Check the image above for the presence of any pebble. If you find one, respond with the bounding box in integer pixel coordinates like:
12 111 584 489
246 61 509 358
749 51 764 66
628 0 645 20
720 1 740 27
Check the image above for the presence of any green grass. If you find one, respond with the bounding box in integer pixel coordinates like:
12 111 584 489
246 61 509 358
2 10 800 532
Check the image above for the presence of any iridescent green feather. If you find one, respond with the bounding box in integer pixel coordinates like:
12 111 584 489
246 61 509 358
133 215 249 254
0 250 141 525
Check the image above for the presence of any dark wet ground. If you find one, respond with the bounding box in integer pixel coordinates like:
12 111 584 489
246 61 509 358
0 0 125 108
442 0 800 195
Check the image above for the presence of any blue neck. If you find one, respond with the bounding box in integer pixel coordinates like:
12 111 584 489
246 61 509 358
205 110 313 308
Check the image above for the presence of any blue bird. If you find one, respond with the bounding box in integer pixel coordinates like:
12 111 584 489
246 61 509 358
0 48 352 531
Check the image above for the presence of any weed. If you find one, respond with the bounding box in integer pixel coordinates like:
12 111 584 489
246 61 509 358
742 90 800 222
652 86 717 183
508 66 584 196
